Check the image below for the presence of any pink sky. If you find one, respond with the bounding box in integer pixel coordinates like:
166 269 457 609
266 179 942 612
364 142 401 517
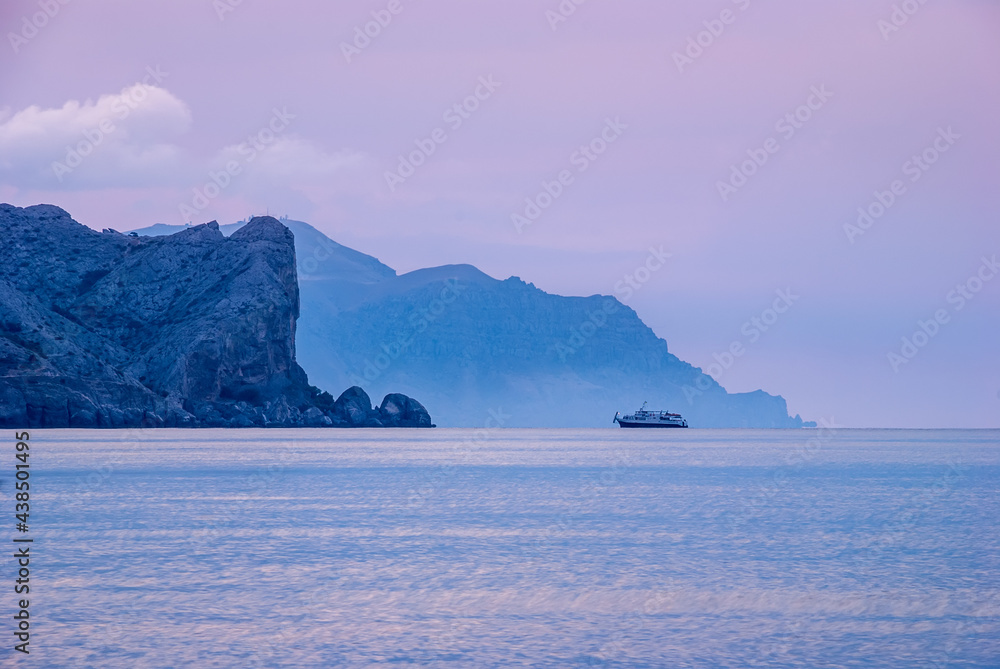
2 0 998 426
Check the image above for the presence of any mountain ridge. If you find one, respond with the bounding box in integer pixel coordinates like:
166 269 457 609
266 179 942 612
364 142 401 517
129 217 813 428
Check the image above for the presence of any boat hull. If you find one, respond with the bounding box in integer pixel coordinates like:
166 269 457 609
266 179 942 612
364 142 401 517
615 420 687 428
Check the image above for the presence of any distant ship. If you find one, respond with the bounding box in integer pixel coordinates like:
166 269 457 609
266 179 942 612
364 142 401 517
614 402 689 428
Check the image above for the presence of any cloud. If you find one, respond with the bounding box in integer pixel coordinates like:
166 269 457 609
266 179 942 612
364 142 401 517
0 86 371 207
166 135 371 225
216 135 367 184
0 84 192 188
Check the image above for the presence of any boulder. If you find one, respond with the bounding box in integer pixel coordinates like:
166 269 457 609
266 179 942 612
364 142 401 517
333 386 382 427
378 393 435 428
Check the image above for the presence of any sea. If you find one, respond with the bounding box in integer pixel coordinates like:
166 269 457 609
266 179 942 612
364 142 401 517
15 428 1000 667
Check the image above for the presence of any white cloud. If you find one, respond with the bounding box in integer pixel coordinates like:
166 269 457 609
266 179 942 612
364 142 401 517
169 135 373 225
0 87 371 200
0 85 192 188
213 134 361 180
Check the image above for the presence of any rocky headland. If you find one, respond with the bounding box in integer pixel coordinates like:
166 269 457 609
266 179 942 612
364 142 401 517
0 204 433 428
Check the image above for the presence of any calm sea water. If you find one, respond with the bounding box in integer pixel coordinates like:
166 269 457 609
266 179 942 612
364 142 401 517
14 428 1000 667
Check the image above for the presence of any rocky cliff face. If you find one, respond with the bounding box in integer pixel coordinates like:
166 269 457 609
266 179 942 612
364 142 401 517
297 265 810 428
129 217 813 428
0 204 433 428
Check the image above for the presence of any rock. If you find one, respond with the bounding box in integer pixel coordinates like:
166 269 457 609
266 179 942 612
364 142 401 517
378 393 435 428
302 407 332 427
167 408 196 428
263 396 299 426
232 414 255 428
333 386 382 427
0 204 433 429
0 387 27 426
70 408 97 427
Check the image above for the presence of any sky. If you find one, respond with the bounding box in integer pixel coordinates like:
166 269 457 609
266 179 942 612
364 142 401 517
1 0 997 427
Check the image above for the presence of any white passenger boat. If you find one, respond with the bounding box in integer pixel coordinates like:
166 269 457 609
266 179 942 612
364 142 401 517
614 402 688 428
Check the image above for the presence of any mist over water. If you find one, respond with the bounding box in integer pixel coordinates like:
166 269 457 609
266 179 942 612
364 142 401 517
30 429 1000 667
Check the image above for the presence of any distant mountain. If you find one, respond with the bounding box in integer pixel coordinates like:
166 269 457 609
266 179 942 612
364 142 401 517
0 205 432 428
131 217 811 428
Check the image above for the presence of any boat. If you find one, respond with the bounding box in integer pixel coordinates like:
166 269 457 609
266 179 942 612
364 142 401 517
614 402 688 428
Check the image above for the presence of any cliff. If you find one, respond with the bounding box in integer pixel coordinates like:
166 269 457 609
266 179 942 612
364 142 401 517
296 265 811 428
0 204 432 428
131 217 812 428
